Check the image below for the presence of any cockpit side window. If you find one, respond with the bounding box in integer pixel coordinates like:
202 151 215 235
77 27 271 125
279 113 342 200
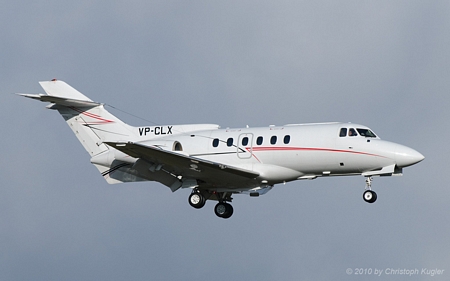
339 128 347 137
357 128 377 138
348 128 358 137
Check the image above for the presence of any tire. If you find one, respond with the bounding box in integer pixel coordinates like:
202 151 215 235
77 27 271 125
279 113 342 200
363 190 377 203
214 202 233 218
188 192 205 209
222 203 233 219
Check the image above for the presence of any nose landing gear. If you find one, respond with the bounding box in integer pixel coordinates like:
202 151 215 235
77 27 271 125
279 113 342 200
363 190 377 203
363 177 377 203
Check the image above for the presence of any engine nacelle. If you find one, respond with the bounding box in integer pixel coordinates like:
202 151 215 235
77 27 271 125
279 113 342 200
138 140 184 152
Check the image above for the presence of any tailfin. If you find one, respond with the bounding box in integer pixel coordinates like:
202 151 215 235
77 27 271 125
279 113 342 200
19 80 220 187
39 80 93 101
19 80 146 184
19 80 136 157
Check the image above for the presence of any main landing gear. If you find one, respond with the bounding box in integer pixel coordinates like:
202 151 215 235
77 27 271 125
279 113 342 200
214 202 233 219
363 177 377 203
188 190 206 209
188 189 234 218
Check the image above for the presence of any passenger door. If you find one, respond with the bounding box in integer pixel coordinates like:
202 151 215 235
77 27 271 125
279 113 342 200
237 133 253 159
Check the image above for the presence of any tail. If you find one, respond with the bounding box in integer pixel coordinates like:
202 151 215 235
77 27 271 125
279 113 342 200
19 80 142 184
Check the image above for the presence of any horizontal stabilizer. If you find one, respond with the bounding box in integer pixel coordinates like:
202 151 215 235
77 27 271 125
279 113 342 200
18 93 100 107
18 80 99 107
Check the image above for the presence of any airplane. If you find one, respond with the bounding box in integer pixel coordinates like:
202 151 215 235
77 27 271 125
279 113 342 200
19 80 425 218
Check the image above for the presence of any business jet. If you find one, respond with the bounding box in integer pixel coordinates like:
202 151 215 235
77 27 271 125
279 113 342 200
19 80 424 218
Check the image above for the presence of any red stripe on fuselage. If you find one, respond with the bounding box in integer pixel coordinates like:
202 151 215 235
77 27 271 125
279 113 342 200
249 146 385 158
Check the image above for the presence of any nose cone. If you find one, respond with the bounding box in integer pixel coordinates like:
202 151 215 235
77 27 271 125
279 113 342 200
395 144 425 167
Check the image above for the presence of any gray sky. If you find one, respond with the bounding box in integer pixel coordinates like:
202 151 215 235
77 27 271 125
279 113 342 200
2 1 449 280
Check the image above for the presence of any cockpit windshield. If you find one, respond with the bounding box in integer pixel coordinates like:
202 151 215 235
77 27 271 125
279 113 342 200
357 128 377 138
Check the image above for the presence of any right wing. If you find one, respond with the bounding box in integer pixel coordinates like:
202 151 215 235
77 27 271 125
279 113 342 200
105 141 260 190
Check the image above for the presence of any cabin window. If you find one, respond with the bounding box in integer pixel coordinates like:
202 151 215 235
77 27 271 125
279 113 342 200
270 136 277 145
357 128 377 138
339 128 347 137
227 138 233 147
212 138 219 147
348 128 358 137
242 137 249 146
284 135 290 144
256 136 263 145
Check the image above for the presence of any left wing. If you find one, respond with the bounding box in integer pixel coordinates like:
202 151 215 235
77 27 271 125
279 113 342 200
105 142 260 190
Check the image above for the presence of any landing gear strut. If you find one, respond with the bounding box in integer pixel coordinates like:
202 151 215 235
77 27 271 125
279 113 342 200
363 177 377 203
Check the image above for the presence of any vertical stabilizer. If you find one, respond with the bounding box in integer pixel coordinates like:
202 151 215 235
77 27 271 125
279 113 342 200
39 80 93 101
53 104 136 156
20 80 137 157
19 80 146 185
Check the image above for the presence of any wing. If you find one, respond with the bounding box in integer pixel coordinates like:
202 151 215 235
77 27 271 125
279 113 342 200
105 142 260 190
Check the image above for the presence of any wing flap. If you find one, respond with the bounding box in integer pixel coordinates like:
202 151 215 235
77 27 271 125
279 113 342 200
105 142 259 188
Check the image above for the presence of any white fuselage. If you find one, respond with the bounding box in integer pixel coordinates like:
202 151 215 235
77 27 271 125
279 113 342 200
133 122 423 187
20 80 426 217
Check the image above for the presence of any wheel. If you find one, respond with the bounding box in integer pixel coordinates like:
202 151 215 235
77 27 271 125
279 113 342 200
363 190 377 203
188 192 205 209
222 203 233 219
214 202 233 218
214 203 227 217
